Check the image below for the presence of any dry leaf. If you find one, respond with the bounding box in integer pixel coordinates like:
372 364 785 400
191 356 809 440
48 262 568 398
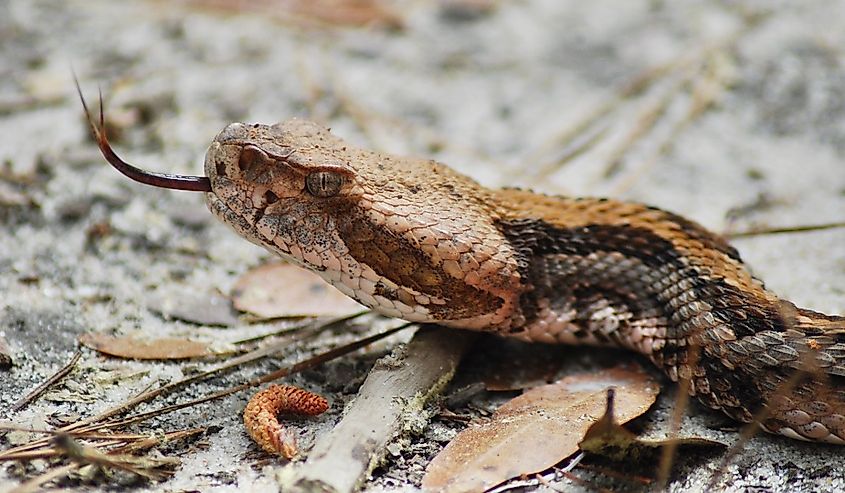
231 262 365 319
579 388 726 463
422 365 660 493
79 333 215 360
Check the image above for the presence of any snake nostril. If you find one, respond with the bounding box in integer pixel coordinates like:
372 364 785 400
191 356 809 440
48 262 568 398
216 160 227 177
264 190 279 205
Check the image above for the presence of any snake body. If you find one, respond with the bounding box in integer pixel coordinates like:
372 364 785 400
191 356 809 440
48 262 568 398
107 114 841 444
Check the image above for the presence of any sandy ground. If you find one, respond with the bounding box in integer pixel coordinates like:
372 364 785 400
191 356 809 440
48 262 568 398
1 0 845 491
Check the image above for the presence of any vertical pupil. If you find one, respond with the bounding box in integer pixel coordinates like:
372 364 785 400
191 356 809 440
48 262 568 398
306 171 342 197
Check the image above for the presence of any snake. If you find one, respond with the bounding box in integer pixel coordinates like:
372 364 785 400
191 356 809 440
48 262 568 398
77 87 845 445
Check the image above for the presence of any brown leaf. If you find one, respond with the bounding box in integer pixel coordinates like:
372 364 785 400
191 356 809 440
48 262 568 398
79 333 215 360
579 388 726 463
422 365 659 493
231 262 365 320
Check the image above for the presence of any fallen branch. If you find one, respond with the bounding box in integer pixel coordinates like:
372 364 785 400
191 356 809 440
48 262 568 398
280 325 476 493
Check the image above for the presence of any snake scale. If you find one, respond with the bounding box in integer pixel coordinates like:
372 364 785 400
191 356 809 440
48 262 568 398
79 90 845 444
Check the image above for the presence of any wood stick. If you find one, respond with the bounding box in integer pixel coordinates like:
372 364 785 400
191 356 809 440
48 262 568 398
280 325 475 493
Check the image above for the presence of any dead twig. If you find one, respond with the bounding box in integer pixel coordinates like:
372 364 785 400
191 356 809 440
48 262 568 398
1 323 411 490
12 349 82 412
83 323 413 435
52 434 178 480
725 221 845 239
601 68 694 180
282 325 475 493
0 314 370 460
520 58 682 184
609 49 734 195
4 429 203 492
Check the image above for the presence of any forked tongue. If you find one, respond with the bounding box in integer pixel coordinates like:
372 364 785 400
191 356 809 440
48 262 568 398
74 78 212 192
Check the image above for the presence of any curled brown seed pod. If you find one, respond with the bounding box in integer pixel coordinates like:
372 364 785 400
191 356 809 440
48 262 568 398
243 384 329 458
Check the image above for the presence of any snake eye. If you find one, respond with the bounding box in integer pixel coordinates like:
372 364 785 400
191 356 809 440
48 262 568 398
305 171 344 198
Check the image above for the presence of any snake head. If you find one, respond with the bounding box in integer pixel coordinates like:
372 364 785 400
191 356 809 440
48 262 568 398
204 119 522 327
79 82 523 327
204 120 363 270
